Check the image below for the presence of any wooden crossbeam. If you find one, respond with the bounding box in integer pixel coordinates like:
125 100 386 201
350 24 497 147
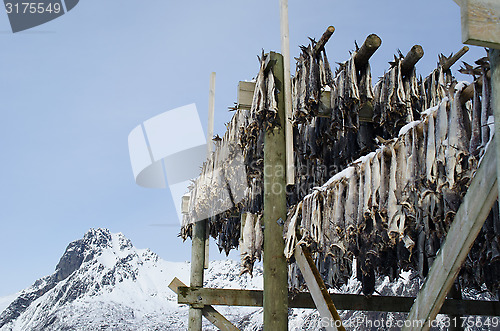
454 0 500 49
294 244 345 331
169 278 239 331
176 287 500 316
404 140 498 330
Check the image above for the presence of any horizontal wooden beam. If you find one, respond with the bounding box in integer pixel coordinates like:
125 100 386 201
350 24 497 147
313 26 335 55
177 287 500 316
442 46 469 71
354 34 382 69
460 69 491 104
404 140 498 330
401 45 424 76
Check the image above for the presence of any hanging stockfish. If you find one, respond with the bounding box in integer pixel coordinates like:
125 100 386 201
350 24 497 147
181 37 499 297
481 66 491 149
320 49 334 87
286 86 485 294
470 81 482 154
307 43 321 108
240 212 256 275
372 55 415 138
284 202 302 259
292 53 308 121
254 213 263 261
344 167 359 253
310 191 323 246
292 39 335 122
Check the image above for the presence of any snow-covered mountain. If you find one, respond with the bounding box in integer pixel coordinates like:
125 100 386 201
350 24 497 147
0 228 262 330
1 228 492 330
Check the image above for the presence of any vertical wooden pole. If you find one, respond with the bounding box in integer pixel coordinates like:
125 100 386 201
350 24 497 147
279 0 295 185
207 72 216 155
188 219 206 331
263 51 289 330
205 72 216 269
491 49 500 212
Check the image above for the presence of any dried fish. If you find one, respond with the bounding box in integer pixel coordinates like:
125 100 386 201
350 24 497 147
182 41 495 296
470 82 481 154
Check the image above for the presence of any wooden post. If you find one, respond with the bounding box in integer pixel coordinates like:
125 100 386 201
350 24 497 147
404 141 498 330
280 0 295 185
188 219 206 331
207 72 216 155
263 51 289 330
492 49 500 213
205 72 216 269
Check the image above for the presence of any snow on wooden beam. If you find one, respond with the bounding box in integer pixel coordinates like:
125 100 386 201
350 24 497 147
169 278 239 331
404 140 498 331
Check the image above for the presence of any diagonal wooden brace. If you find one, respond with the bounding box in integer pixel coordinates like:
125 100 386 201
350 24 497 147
294 244 346 331
169 277 240 331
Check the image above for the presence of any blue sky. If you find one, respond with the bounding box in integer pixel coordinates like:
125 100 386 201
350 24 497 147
0 0 484 296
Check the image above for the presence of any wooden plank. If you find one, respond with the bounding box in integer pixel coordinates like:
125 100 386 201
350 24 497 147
169 278 240 331
176 287 500 316
294 245 345 331
263 51 289 330
237 81 256 110
404 140 498 330
460 0 500 49
178 287 263 307
280 0 295 186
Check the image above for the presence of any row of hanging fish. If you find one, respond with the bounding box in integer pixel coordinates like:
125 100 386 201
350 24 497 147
180 35 498 291
289 43 483 210
285 79 494 294
181 53 279 273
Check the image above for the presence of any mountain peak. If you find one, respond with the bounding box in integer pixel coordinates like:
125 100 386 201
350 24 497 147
0 229 154 330
0 229 265 330
83 228 112 247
